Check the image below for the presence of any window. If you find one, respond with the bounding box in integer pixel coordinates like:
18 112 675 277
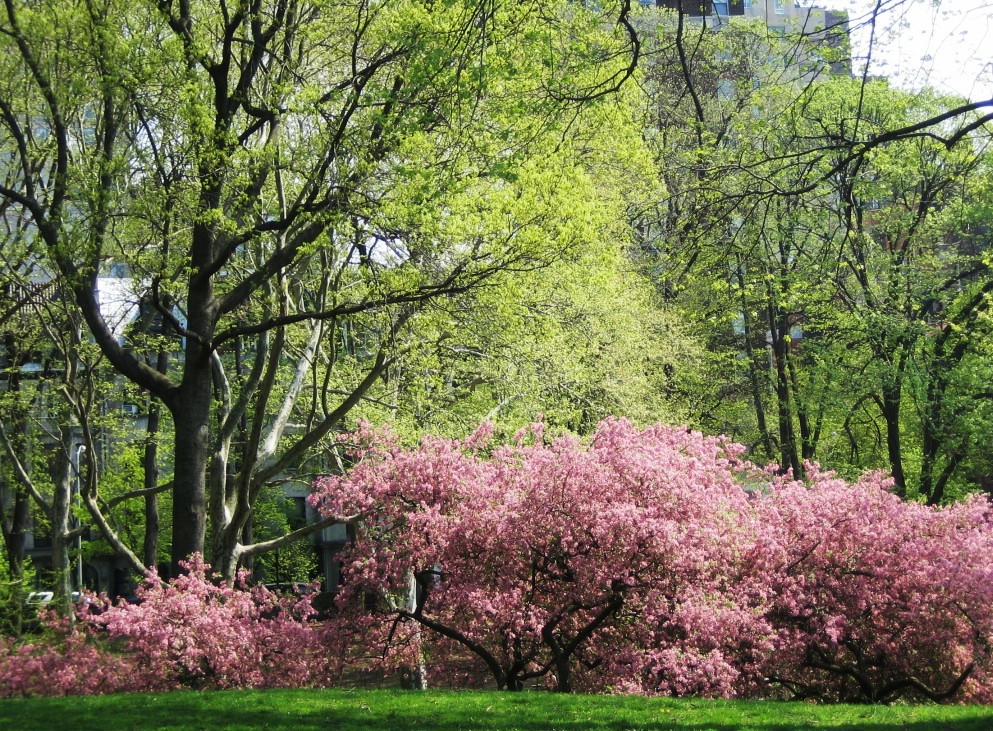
774 0 785 14
658 0 712 15
712 0 743 15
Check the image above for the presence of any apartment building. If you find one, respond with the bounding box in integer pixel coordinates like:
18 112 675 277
655 0 848 32
652 0 850 75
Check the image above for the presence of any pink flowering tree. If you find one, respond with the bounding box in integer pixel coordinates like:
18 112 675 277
90 555 339 690
313 418 993 702
0 556 344 696
756 468 993 703
10 419 993 702
311 418 773 694
0 621 137 698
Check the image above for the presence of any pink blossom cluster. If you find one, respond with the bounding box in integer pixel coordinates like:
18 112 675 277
755 467 993 703
89 555 340 690
0 626 136 698
312 417 993 702
0 557 342 697
5 419 993 702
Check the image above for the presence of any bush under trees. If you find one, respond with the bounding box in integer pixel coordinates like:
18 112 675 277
0 558 343 696
311 418 993 701
756 471 993 703
4 418 993 702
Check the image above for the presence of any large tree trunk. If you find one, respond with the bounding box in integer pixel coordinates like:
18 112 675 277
170 371 212 574
169 236 217 574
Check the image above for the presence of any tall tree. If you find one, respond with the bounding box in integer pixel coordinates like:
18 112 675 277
0 0 641 579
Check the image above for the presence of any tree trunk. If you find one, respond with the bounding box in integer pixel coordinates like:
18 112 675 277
212 518 243 582
142 400 162 570
553 655 573 693
400 570 428 690
880 380 906 496
50 428 74 613
735 270 776 461
788 357 816 461
241 516 254 578
142 350 168 570
1 488 29 582
1 334 29 586
770 307 801 478
170 371 211 574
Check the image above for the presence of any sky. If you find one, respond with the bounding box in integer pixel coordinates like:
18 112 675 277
836 0 992 102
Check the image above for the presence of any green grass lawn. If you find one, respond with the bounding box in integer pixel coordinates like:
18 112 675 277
3 689 993 730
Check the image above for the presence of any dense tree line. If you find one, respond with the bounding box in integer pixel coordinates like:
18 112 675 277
0 0 991 648
0 0 655 606
635 11 993 499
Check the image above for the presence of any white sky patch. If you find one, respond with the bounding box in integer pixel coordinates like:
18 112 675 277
837 0 992 101
95 277 143 341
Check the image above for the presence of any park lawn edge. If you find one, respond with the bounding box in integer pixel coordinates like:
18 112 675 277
3 688 993 730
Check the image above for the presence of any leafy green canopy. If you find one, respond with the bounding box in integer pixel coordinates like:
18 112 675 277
0 0 663 577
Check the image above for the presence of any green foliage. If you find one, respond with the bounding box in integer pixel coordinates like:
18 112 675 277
0 0 654 577
250 490 317 585
372 125 702 437
634 10 993 498
0 560 34 638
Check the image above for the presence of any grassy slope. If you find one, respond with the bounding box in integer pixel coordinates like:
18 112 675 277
3 689 993 730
